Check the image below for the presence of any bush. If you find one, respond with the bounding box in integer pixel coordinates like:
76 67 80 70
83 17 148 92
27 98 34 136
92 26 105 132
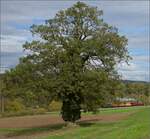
48 101 62 112
1 107 47 117
33 108 47 114
5 99 25 112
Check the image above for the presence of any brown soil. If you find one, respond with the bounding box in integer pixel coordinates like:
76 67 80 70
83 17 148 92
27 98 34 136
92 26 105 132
0 113 131 128
0 112 132 139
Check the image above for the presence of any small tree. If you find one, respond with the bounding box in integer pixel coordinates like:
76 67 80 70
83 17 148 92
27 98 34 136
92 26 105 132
4 2 130 123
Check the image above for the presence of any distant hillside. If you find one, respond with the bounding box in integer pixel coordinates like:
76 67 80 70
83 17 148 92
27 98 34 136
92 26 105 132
122 80 149 84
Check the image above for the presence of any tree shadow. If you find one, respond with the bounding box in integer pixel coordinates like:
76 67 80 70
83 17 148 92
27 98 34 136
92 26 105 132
5 123 66 138
78 118 99 127
5 119 99 138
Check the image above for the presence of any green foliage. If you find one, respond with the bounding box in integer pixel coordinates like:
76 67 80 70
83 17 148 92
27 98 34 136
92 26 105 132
48 101 62 112
2 107 47 117
3 2 130 122
124 82 150 105
33 108 47 114
5 99 25 112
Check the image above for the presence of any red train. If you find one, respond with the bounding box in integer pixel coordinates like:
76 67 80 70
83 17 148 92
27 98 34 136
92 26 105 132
112 97 144 107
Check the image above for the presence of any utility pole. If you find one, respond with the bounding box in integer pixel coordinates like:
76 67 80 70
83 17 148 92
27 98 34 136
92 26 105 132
0 92 4 113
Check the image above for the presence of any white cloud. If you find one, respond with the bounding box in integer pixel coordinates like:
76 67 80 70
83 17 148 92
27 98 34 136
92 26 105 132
119 70 149 81
133 55 149 62
0 1 149 81
117 62 137 71
1 1 149 52
1 34 28 52
117 61 149 81
128 36 149 49
94 1 149 28
1 1 75 25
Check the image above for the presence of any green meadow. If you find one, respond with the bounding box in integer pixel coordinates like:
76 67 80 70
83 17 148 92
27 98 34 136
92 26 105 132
41 106 150 139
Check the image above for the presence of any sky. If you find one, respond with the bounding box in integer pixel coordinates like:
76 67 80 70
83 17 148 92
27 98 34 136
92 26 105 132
0 0 149 82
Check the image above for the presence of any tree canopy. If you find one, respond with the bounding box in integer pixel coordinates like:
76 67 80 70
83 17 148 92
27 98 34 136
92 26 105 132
3 2 130 122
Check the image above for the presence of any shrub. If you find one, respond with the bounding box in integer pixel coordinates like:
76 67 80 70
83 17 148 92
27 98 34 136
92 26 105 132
33 108 47 114
48 101 62 112
1 107 47 117
5 99 25 112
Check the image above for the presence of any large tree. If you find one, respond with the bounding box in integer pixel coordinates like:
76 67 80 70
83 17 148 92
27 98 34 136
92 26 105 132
4 2 130 122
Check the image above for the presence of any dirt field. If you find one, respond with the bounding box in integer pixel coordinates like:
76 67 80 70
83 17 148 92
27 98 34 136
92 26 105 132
0 113 131 128
0 112 132 139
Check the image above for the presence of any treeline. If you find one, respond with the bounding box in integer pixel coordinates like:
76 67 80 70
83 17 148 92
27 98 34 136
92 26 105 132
121 81 150 105
0 72 149 117
0 73 62 116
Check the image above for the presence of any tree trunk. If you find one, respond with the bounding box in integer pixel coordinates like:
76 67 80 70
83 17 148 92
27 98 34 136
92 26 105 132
61 95 81 123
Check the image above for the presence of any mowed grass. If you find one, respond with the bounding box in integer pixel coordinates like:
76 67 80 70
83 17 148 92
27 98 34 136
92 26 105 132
0 106 149 139
41 106 150 139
